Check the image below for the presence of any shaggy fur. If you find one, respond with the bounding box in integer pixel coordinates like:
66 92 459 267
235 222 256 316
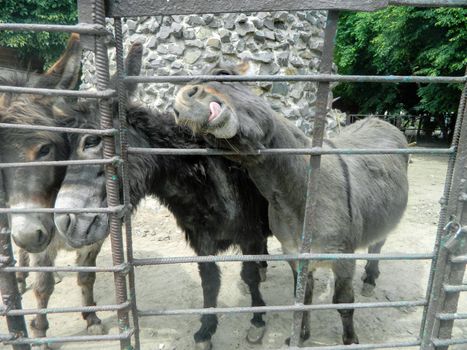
0 35 105 348
174 64 410 345
53 44 271 349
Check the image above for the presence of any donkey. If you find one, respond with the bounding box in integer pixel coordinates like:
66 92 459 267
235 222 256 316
52 44 271 350
0 34 105 347
173 63 409 345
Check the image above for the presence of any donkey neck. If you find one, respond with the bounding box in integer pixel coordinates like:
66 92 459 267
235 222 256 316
242 116 312 221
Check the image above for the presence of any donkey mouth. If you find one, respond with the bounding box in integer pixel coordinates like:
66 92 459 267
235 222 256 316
208 101 223 122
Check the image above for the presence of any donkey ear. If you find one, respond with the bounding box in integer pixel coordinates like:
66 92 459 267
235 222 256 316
235 60 254 76
124 42 143 96
39 33 82 90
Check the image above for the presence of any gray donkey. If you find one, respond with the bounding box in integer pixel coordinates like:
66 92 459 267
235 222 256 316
0 34 104 348
173 63 409 345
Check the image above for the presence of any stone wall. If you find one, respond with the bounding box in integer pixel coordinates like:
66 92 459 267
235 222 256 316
81 11 328 134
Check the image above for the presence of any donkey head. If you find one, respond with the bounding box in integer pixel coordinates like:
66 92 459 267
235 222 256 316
0 34 81 253
54 43 143 248
173 62 276 150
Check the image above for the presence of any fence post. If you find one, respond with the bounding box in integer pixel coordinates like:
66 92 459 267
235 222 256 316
0 169 30 350
420 75 467 349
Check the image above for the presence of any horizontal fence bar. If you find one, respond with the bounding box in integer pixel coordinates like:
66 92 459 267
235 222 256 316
0 23 109 35
134 252 434 266
437 312 467 321
2 329 134 345
1 263 128 273
0 205 123 215
128 147 454 156
289 340 421 350
0 157 120 169
138 300 426 317
451 255 467 263
0 85 115 98
389 0 467 7
432 337 467 347
125 74 466 84
0 123 117 136
0 301 131 317
444 284 467 292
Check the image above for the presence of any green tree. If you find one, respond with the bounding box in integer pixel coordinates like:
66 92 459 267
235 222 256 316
334 7 467 115
0 0 78 70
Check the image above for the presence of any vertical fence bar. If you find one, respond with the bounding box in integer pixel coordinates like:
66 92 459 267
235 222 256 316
0 170 30 350
289 10 340 347
114 17 141 350
420 77 467 349
92 1 132 349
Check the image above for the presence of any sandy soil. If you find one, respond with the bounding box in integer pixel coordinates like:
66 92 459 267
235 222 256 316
2 153 466 350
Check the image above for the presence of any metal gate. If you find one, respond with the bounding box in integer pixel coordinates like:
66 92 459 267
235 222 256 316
1 0 466 349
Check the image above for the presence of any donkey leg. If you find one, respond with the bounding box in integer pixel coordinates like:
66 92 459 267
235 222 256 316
194 261 220 350
361 239 386 297
241 242 267 344
76 243 105 335
30 251 56 349
16 248 30 294
286 266 313 345
332 260 359 345
258 239 268 283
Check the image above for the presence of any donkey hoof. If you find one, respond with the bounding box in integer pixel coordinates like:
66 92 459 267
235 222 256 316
195 340 212 350
361 283 375 297
87 322 106 335
246 324 266 344
259 267 267 282
343 334 359 345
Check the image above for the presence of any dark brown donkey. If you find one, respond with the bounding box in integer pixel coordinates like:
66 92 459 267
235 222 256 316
0 35 104 348
53 44 271 350
174 63 410 345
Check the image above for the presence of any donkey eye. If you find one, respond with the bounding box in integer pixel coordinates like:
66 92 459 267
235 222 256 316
213 69 233 76
84 136 101 149
37 144 51 158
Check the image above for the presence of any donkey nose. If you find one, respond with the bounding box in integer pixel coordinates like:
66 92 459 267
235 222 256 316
11 226 49 253
184 85 200 100
55 213 75 236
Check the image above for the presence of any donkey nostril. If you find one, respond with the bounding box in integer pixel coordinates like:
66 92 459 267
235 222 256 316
186 86 199 98
55 214 71 235
36 229 45 244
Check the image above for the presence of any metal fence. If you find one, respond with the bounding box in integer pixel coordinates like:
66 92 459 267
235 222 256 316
0 1 466 349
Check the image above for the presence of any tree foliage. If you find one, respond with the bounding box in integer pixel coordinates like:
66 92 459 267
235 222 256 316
334 7 467 115
0 0 77 70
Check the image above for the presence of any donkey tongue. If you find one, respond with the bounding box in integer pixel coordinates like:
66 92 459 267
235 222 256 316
208 102 222 122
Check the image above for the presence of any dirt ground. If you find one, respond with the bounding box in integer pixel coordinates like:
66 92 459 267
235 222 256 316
2 153 467 350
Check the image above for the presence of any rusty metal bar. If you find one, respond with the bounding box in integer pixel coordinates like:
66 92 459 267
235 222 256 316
138 300 426 316
3 329 134 345
431 338 467 347
0 157 121 169
114 17 141 350
0 23 109 35
125 74 466 84
92 1 132 349
290 10 340 347
128 147 454 156
1 301 131 316
0 206 123 215
451 255 467 263
443 284 467 292
0 123 117 136
0 170 30 350
133 252 434 266
0 85 115 98
1 263 128 274
420 74 467 349
437 312 467 320
289 340 421 350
